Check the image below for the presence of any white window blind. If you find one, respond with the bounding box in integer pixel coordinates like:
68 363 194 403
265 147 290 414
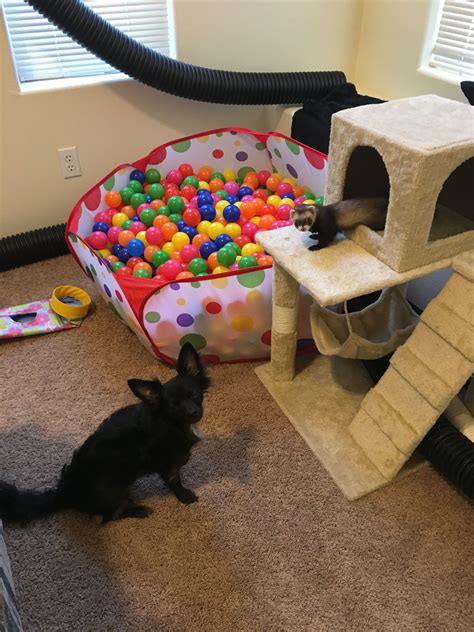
2 0 173 85
430 0 474 77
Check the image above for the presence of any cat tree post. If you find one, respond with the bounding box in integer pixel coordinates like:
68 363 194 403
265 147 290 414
270 263 300 381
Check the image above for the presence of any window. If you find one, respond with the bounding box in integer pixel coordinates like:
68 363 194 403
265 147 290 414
2 0 175 90
428 0 474 78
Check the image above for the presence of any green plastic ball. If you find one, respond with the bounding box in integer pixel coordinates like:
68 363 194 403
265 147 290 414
130 192 147 209
303 191 315 200
168 213 183 225
128 179 143 193
152 250 170 267
119 186 133 205
146 168 161 184
111 261 126 272
182 176 199 189
158 205 170 217
226 242 241 256
238 255 259 269
122 219 132 230
315 196 324 205
196 271 209 277
133 268 152 279
167 195 185 214
140 208 156 227
188 258 208 275
217 247 236 267
211 172 225 182
215 190 227 200
148 183 164 200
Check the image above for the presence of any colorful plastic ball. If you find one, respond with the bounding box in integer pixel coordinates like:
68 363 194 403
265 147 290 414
222 223 240 240
174 270 192 280
212 266 229 275
267 195 282 208
242 222 259 240
116 230 133 247
181 226 198 241
160 222 178 242
104 191 121 208
95 209 114 223
129 169 145 184
179 244 199 264
183 208 201 227
116 265 133 277
98 248 111 258
225 242 241 257
223 181 239 196
153 214 170 229
181 174 199 188
188 257 208 275
192 233 209 249
209 178 224 193
145 194 152 203
197 166 213 182
159 259 182 280
168 213 183 225
176 220 186 232
214 233 232 249
315 196 324 205
87 231 108 250
197 191 213 204
138 208 155 227
171 231 190 250
216 247 236 267
276 182 293 197
143 245 159 263
122 220 133 231
145 226 164 246
145 168 160 183
303 191 316 200
223 204 240 222
207 222 225 241
198 204 216 222
238 186 253 199
258 255 273 266
294 196 306 206
132 268 151 279
207 252 220 270
200 241 218 259
242 242 264 257
131 193 147 209
111 261 126 272
214 189 227 201
112 212 128 227
128 179 143 193
130 221 147 235
133 261 152 274
238 255 258 269
180 185 197 201
167 195 185 214
118 247 131 263
197 181 210 191
179 163 194 177
148 183 165 200
259 214 276 231
152 250 170 267
162 241 176 257
277 205 291 221
197 220 211 235
126 238 145 258
150 199 166 212
235 235 252 249
225 194 238 205
111 243 122 257
119 206 133 220
127 256 144 269
166 169 184 186
92 221 109 234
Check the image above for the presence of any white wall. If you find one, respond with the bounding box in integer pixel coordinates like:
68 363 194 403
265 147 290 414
0 0 362 237
354 0 466 102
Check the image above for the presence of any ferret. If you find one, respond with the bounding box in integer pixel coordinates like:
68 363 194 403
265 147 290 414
290 197 388 250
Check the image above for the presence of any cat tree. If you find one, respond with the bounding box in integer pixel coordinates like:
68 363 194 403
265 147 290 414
256 94 474 499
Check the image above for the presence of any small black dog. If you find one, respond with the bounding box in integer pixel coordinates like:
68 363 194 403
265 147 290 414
0 342 210 525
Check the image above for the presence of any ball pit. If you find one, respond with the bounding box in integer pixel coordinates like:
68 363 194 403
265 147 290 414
67 128 328 363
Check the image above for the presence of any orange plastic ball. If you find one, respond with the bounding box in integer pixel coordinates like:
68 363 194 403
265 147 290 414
121 205 135 219
118 230 135 247
105 190 122 208
143 183 151 194
258 255 273 266
177 271 194 280
209 178 225 193
133 262 152 274
171 251 182 262
106 255 119 265
253 197 265 213
192 234 210 248
198 165 213 182
207 251 220 270
243 172 259 188
153 214 170 228
293 185 303 197
240 201 257 219
161 222 179 241
150 199 166 211
249 216 261 226
259 214 276 230
266 175 281 192
217 216 227 226
144 245 159 262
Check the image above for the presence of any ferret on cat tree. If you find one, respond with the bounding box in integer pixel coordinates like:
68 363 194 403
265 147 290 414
256 94 474 499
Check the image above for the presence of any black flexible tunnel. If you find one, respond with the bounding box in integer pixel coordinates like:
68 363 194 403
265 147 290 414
25 0 346 105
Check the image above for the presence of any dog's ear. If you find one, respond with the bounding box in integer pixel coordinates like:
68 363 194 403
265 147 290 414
128 379 162 404
177 342 203 378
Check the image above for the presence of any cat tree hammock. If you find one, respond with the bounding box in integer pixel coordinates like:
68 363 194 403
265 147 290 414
256 95 474 500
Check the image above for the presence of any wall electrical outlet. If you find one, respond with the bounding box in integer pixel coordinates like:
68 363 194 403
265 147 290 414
58 147 81 179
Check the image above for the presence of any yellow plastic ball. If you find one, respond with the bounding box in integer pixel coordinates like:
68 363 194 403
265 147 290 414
235 201 242 209
198 181 210 191
208 222 226 241
135 231 149 246
281 198 295 208
242 243 263 257
249 216 261 225
225 223 242 239
272 172 283 180
215 200 230 214
171 231 190 250
112 212 128 227
282 177 296 186
213 266 229 275
98 248 111 258
302 199 316 205
223 169 236 182
162 241 176 256
267 195 282 208
197 220 211 235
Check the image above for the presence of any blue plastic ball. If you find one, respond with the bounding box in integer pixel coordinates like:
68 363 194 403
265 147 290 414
127 238 145 257
238 186 253 199
200 242 218 259
130 169 146 184
132 216 140 222
199 204 216 221
226 195 238 204
118 247 131 263
215 233 233 249
223 204 240 222
111 243 121 257
282 193 295 200
145 195 152 203
182 225 198 240
177 220 186 231
197 194 213 208
92 221 109 233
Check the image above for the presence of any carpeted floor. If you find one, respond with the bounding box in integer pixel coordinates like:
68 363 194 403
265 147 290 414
1 255 473 632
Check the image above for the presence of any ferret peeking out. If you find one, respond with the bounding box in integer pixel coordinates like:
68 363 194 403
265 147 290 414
290 197 388 250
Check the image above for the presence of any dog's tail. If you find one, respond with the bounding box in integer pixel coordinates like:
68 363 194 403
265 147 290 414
0 480 59 525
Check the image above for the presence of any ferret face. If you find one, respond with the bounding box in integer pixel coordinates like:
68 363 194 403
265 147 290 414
290 204 318 232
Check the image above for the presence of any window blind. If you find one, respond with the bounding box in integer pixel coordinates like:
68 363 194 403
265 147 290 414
430 0 474 77
2 0 173 84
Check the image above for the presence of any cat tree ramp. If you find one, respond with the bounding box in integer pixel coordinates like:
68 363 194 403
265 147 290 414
255 95 474 500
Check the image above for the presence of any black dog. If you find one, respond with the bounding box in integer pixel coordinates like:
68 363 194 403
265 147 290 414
0 343 210 525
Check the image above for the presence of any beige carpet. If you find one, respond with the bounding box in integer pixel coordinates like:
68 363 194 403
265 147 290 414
1 255 473 632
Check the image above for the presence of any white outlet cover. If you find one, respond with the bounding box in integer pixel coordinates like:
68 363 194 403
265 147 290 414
58 146 81 179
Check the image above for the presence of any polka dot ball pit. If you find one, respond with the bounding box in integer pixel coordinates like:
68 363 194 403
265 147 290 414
67 128 328 364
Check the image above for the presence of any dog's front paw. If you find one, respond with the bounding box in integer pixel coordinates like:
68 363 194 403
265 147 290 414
177 488 198 504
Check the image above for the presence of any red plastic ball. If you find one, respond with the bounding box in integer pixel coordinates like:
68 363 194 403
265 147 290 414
166 169 184 185
257 170 272 186
95 209 113 224
183 208 201 227
253 189 268 202
87 231 108 249
153 274 168 285
276 182 294 197
130 221 146 235
127 256 144 269
179 163 194 177
242 222 259 240
180 244 199 264
107 226 122 244
159 259 182 280
145 226 164 246
180 185 197 200
277 205 292 221
116 266 132 276
235 235 252 249
261 203 277 217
